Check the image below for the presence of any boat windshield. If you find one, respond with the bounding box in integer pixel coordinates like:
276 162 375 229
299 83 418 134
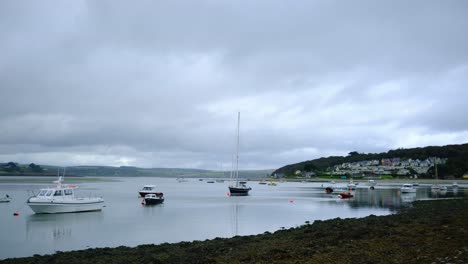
45 190 53 196
143 186 154 190
38 190 47 196
54 190 63 196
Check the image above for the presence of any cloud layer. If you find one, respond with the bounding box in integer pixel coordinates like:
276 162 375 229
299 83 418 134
1 0 468 169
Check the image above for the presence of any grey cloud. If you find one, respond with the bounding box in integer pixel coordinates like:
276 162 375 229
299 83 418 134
0 0 467 169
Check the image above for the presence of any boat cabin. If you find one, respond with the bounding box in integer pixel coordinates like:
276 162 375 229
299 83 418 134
35 187 76 200
145 193 164 199
141 185 156 191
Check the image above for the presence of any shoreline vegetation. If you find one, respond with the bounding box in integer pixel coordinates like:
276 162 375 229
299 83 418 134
273 143 468 179
2 199 466 264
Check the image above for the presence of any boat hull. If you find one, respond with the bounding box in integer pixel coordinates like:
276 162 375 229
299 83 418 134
144 198 164 205
27 199 104 214
139 191 164 197
338 192 354 199
229 187 251 196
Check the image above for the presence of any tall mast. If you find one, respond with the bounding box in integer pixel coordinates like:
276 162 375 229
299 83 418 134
235 112 240 181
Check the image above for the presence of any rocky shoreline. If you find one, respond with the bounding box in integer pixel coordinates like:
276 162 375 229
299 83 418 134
2 199 467 264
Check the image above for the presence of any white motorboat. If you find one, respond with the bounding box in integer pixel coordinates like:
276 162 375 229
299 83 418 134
27 174 104 214
400 183 416 193
0 194 11 203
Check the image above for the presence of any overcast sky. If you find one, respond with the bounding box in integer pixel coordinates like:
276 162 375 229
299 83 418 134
1 1 468 170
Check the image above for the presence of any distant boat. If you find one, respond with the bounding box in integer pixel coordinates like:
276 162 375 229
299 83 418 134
216 179 225 183
177 178 188 183
431 161 447 192
0 194 11 203
207 180 215 183
267 182 277 186
338 192 353 199
259 179 267 185
452 182 459 188
228 112 251 196
143 193 164 205
347 179 356 190
400 183 416 193
27 169 104 214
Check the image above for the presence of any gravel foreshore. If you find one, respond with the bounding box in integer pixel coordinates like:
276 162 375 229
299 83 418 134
2 199 467 264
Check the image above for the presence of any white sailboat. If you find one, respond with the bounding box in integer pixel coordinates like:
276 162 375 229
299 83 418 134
431 159 447 192
228 112 251 196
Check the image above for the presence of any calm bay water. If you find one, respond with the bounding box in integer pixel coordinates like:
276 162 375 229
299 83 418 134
0 177 466 259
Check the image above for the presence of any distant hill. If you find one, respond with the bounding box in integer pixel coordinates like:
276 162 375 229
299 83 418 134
273 143 468 178
0 163 273 179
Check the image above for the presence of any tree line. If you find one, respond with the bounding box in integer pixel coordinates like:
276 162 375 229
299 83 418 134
0 162 46 175
273 143 468 178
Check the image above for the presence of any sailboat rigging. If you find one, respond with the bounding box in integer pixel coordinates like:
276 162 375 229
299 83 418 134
431 158 447 192
228 112 251 196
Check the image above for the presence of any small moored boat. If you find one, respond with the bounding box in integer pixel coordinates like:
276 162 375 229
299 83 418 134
0 194 11 203
347 179 356 190
228 112 251 196
143 193 164 205
338 192 354 199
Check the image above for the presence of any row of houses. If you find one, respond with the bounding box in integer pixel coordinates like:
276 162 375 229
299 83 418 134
333 157 447 176
337 157 447 169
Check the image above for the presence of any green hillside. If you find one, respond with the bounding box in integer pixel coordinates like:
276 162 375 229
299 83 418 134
273 143 468 179
0 162 272 179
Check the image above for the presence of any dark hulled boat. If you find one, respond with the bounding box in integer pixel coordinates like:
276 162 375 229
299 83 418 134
229 185 252 196
144 193 164 205
228 112 252 196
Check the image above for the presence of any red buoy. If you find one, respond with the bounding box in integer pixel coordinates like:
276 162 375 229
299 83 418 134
227 192 231 196
13 212 19 216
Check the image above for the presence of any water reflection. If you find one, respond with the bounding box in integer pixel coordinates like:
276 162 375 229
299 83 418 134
26 212 103 244
317 185 466 211
400 192 417 203
1 178 466 260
